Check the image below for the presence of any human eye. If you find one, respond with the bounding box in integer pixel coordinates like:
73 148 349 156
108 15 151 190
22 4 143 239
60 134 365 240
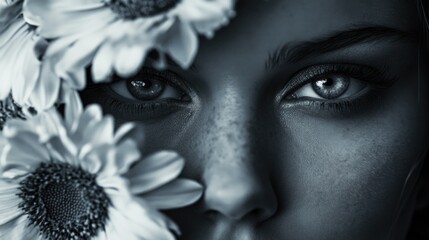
281 64 395 113
109 68 188 101
80 67 192 121
291 74 365 100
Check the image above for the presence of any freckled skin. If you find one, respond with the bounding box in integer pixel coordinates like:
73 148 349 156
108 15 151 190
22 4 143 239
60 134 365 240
83 0 429 239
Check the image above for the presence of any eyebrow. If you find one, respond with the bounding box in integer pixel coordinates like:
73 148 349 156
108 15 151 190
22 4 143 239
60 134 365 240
265 25 414 70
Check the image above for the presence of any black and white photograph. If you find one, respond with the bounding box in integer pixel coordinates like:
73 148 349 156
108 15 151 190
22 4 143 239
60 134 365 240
0 0 428 239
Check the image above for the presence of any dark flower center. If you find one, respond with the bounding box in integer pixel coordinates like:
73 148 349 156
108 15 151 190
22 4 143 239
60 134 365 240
18 163 110 240
0 95 28 131
106 0 180 19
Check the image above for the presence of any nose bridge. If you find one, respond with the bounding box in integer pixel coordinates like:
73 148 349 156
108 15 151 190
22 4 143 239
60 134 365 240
204 84 257 165
200 83 278 221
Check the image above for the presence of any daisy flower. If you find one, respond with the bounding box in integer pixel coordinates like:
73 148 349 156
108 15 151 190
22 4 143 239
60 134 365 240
23 0 236 94
0 0 58 111
0 95 203 240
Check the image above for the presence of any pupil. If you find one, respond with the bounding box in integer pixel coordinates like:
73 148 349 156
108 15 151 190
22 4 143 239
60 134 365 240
142 80 152 88
322 78 334 87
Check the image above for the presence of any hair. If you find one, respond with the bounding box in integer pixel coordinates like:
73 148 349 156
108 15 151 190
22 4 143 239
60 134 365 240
407 1 429 239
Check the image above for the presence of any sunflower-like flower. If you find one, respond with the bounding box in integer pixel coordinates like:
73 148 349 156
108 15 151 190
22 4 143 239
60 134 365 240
0 0 59 111
23 0 235 98
0 95 203 240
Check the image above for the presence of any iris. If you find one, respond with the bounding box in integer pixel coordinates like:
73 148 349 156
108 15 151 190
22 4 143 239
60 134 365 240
311 75 350 99
127 78 166 100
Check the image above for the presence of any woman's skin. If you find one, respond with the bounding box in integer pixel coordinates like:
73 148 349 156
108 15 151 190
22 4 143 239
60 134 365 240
81 0 429 239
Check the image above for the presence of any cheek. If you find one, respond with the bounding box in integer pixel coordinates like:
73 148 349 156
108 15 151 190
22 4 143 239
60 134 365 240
272 80 427 239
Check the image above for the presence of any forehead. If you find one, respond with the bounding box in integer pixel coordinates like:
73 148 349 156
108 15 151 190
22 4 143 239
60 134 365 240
194 0 418 73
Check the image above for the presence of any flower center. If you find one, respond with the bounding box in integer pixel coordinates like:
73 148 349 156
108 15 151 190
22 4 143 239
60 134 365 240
18 163 110 240
106 0 180 19
0 95 28 131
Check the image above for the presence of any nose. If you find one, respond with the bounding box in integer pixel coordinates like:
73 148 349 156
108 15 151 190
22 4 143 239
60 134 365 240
200 85 278 223
204 165 278 222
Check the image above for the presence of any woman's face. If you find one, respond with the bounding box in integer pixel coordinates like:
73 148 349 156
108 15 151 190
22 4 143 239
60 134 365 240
81 0 429 239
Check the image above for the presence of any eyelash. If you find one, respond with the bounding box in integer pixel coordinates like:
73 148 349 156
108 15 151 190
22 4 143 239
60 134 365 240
282 64 396 113
286 91 383 114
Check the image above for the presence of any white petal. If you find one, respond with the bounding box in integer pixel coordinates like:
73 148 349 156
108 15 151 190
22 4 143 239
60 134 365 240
0 216 30 240
5 28 31 100
0 8 23 46
16 218 40 240
93 140 139 179
103 221 121 240
108 198 175 240
1 169 30 179
11 29 40 104
89 145 117 178
126 151 184 194
150 211 181 236
97 175 129 195
25 0 104 14
160 19 198 69
0 183 20 200
0 215 40 240
70 104 103 146
80 148 103 174
28 61 60 110
113 122 135 143
134 198 180 235
56 31 106 89
34 38 49 60
177 0 234 37
63 89 83 132
0 192 21 225
0 22 27 99
96 230 108 240
2 120 31 137
2 132 48 171
142 179 203 209
0 76 11 100
104 210 144 240
0 181 19 192
44 33 82 57
91 41 114 82
41 9 114 38
113 139 140 174
82 116 114 146
35 109 65 141
46 136 77 165
114 43 147 78
76 104 103 130
5 109 63 142
24 0 114 38
103 221 132 240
